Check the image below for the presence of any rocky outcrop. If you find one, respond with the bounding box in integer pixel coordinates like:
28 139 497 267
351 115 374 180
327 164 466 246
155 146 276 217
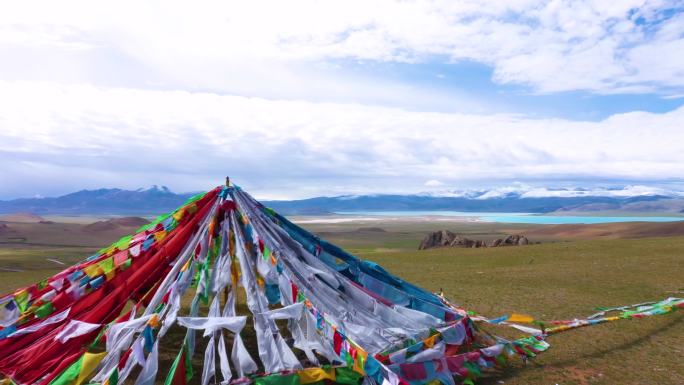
490 234 529 247
419 231 531 250
418 230 457 249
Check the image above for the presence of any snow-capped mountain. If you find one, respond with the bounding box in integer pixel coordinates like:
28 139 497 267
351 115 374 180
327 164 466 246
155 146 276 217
264 184 684 215
2 184 684 215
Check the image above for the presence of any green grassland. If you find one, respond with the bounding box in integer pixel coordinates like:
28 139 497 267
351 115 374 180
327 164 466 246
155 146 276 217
358 237 684 385
0 221 682 384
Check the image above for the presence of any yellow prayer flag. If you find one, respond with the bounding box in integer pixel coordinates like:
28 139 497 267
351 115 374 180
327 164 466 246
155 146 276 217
83 264 103 278
231 261 240 285
148 314 160 327
298 367 336 384
424 334 437 348
75 352 107 385
154 231 167 242
172 208 185 222
507 313 535 323
181 259 191 272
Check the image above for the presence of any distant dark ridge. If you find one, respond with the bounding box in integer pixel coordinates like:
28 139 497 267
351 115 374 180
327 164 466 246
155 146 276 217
0 186 197 215
264 194 680 215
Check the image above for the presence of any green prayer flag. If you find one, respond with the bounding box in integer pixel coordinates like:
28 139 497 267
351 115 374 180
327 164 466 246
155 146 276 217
49 354 84 385
463 361 481 378
185 192 206 204
135 223 153 233
106 368 118 385
255 373 300 385
112 235 132 251
99 257 114 274
35 301 55 318
164 346 184 385
199 266 210 304
14 290 30 313
335 367 362 385
184 343 193 382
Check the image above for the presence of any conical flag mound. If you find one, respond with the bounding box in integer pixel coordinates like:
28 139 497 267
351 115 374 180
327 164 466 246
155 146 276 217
0 184 681 385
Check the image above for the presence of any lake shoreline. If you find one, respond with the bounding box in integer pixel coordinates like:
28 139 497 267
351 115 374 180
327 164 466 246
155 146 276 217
290 211 684 225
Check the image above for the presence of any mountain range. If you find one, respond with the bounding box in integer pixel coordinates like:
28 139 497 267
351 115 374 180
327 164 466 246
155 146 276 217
2 185 684 215
264 193 684 215
0 186 196 215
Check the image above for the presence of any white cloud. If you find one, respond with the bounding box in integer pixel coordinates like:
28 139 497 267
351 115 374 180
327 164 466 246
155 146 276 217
0 81 683 199
0 0 682 97
424 180 444 187
422 184 684 199
518 185 684 198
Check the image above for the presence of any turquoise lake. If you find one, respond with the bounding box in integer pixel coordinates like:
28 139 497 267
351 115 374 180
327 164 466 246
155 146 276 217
334 211 684 224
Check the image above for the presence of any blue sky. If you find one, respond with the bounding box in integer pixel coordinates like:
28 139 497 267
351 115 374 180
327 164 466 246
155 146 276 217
0 1 683 199
325 59 684 119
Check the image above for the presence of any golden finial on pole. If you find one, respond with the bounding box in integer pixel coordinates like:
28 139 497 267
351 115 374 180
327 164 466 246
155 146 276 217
225 176 230 187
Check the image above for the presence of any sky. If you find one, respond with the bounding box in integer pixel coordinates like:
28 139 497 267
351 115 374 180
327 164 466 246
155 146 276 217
1 0 683 200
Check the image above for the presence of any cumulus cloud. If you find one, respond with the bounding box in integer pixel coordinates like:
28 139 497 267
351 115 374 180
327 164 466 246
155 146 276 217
421 184 684 199
1 81 683 199
0 0 682 97
424 180 445 187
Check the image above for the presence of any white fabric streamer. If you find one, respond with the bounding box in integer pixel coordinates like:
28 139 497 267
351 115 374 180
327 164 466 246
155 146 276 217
406 342 445 363
501 322 543 336
55 319 100 343
260 302 304 321
231 333 258 377
201 336 216 385
134 341 159 385
132 338 146 366
8 308 70 338
106 314 154 352
176 316 247 336
217 333 232 384
231 212 301 372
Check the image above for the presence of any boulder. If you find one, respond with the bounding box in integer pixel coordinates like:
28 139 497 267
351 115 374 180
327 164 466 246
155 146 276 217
488 234 530 247
419 230 456 250
420 231 532 250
